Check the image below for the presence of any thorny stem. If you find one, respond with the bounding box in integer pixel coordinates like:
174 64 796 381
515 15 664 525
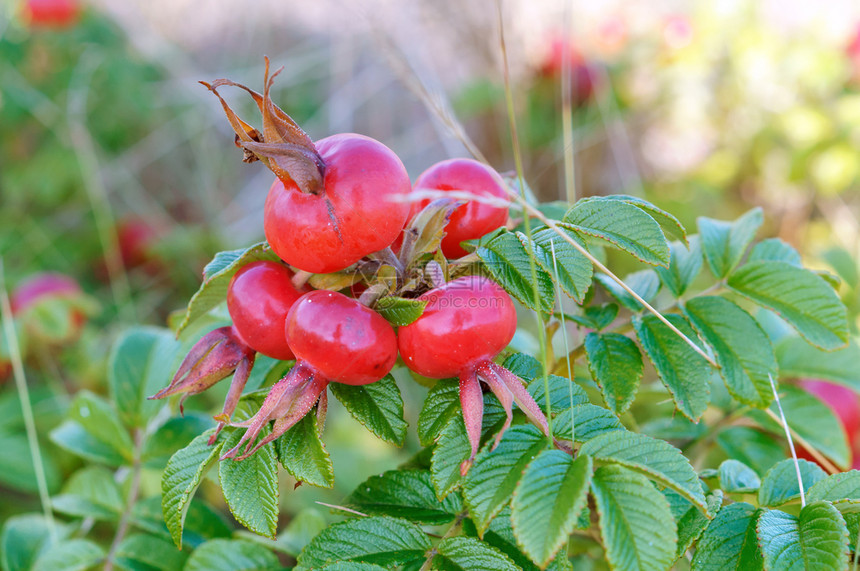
497 0 553 443
105 429 145 571
419 511 467 571
0 259 56 542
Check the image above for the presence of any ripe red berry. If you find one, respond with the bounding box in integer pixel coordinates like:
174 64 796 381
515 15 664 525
797 379 860 470
227 261 306 361
116 217 162 270
264 134 411 273
410 159 509 259
398 276 548 473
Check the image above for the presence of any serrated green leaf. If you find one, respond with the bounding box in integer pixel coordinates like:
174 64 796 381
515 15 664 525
684 296 776 408
346 470 462 525
374 297 427 327
633 314 716 421
656 236 703 297
511 451 592 567
276 409 334 489
109 326 181 428
219 429 279 538
52 466 122 520
757 501 849 570
527 374 589 414
67 391 134 461
602 195 688 245
563 198 670 267
748 238 802 266
31 540 104 571
1 514 69 571
477 231 555 313
434 536 520 571
529 227 593 303
49 421 125 467
418 379 460 446
131 496 231 550
463 425 548 535
594 270 661 312
114 534 188 571
719 460 761 494
0 430 60 494
691 502 763 570
676 491 723 558
580 430 706 510
563 303 620 330
775 337 860 392
553 404 626 442
502 353 542 381
330 375 407 446
758 459 827 507
585 332 643 414
591 465 677 571
297 516 431 568
808 471 860 503
162 430 223 548
184 539 279 571
698 207 763 278
175 243 280 335
141 414 214 468
727 261 849 351
715 427 786 476
750 385 851 470
318 563 388 571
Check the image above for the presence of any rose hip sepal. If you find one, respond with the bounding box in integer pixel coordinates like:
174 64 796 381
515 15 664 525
222 290 398 460
201 58 411 274
397 276 549 475
149 326 255 444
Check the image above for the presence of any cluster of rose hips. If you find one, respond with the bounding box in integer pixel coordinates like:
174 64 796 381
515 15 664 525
151 60 549 473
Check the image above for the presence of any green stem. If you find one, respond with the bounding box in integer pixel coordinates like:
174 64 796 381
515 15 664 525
104 428 145 570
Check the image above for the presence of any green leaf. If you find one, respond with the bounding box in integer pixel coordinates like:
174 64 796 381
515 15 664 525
563 304 620 330
476 231 554 313
601 195 688 245
527 374 589 414
132 496 231 550
463 425 548 535
808 471 860 503
296 516 431 569
719 460 761 494
684 296 777 408
1 514 69 571
757 501 849 570
751 385 851 470
274 508 327 557
109 326 181 428
676 491 723 558
141 414 214 468
655 236 703 297
184 539 279 571
775 336 860 392
715 427 786 476
67 390 134 462
698 207 763 278
276 409 334 488
727 261 849 351
563 197 670 267
758 459 827 507
580 430 706 510
594 270 661 312
175 242 280 335
553 404 626 442
49 421 125 466
114 534 188 571
511 451 592 567
431 416 472 501
52 466 123 520
0 430 60 494
585 332 643 414
330 375 407 445
529 227 593 303
346 470 462 525
31 540 104 571
418 379 461 446
633 314 716 421
162 429 223 548
374 297 427 327
219 429 279 538
502 353 542 381
691 502 763 570
434 536 520 571
748 238 802 266
591 465 677 571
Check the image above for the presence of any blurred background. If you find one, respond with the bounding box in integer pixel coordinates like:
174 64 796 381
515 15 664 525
4 0 860 558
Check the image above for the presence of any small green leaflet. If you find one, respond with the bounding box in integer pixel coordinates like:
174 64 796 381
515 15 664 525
432 536 520 571
727 260 849 351
599 195 688 245
52 466 123 520
675 491 723 558
563 197 671 267
757 502 849 570
345 470 463 525
757 459 827 507
808 472 860 504
31 540 104 571
374 297 427 327
775 336 860 392
175 242 281 335
748 238 802 266
655 236 703 298
184 539 280 571
594 270 661 312
584 331 643 414
330 375 407 446
691 502 763 570
276 409 334 488
553 404 626 442
697 207 762 278
591 465 677 571
1 514 70 571
715 427 785 476
66 391 135 463
114 534 189 571
718 460 761 494
219 429 279 539
477 231 555 313
417 379 460 446
528 226 593 303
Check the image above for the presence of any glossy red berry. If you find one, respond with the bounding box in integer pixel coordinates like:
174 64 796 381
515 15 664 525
410 159 509 259
227 261 306 361
265 133 411 273
286 290 398 385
